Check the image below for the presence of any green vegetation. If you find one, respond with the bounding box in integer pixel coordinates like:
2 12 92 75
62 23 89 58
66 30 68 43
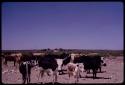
2 49 123 57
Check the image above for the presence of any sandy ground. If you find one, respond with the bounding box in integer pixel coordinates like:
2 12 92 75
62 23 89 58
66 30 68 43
1 56 124 84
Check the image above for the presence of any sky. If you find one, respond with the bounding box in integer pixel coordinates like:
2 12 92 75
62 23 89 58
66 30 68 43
2 2 123 50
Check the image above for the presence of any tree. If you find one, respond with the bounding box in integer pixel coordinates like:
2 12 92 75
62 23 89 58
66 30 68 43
59 48 63 52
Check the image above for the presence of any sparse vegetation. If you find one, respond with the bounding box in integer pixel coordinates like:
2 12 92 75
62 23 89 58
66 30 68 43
2 49 123 57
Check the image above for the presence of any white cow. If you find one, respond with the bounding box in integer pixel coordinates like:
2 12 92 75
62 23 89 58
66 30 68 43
67 62 84 83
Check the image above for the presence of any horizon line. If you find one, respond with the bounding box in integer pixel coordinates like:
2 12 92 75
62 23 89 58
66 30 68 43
2 48 123 51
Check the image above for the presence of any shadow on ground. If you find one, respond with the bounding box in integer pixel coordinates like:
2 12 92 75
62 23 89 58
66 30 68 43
80 75 111 79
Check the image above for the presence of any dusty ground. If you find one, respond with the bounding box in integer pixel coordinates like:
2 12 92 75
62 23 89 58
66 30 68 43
1 56 124 84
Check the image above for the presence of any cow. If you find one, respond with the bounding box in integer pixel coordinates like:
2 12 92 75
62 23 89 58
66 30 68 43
99 56 107 72
59 53 70 59
3 55 17 66
61 54 71 66
67 62 83 83
83 55 106 73
19 61 35 84
61 53 80 73
38 54 58 84
19 53 37 66
33 52 45 65
78 53 105 79
60 53 84 82
60 54 71 74
19 52 37 84
61 53 104 79
83 55 101 78
18 52 39 84
56 59 64 75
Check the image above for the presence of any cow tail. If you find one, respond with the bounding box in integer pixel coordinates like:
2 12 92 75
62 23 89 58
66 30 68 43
26 62 29 83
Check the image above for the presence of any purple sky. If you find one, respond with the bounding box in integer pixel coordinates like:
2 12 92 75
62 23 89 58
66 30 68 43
2 2 123 50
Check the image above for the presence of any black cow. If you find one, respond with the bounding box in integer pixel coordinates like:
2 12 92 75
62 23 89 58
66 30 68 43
59 54 70 74
38 54 58 83
59 53 70 59
40 53 69 75
19 53 37 84
61 55 71 67
19 53 37 66
80 56 106 73
19 61 34 84
33 55 42 66
82 55 101 78
61 54 103 79
4 55 17 66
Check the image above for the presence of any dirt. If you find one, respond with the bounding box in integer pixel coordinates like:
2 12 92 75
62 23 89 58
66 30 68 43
1 56 124 84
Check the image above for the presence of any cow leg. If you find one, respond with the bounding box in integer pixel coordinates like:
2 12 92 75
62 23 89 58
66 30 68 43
52 72 55 84
29 75 30 84
93 69 97 79
92 69 94 79
27 73 30 84
68 74 71 83
61 64 64 74
79 71 82 78
75 76 79 83
38 70 41 82
76 76 79 83
25 73 28 84
26 76 28 84
36 60 38 66
95 71 97 78
23 78 26 84
26 76 29 84
22 74 26 84
53 70 57 83
68 72 70 79
99 67 101 72
41 70 45 84
68 72 73 83
75 71 79 83
4 60 7 66
28 74 30 83
87 69 90 74
14 61 16 66
26 73 30 84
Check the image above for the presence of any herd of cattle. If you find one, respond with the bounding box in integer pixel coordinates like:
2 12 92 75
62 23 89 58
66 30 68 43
2 53 107 84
